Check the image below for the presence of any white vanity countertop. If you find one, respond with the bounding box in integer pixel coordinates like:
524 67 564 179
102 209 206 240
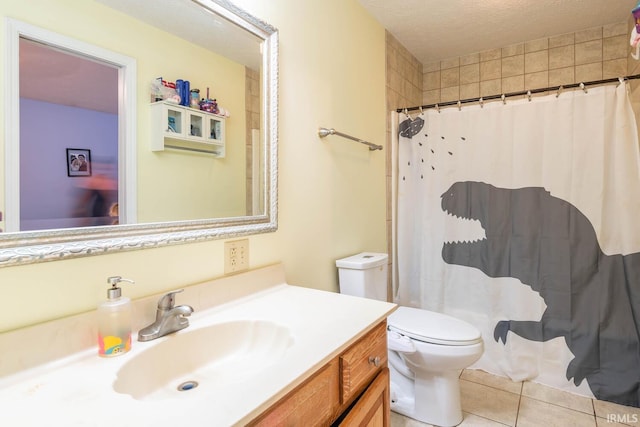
0 264 396 426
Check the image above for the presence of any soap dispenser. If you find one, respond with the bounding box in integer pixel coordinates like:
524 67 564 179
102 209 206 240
98 276 134 357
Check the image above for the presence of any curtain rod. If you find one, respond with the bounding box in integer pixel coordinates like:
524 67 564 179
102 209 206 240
397 74 640 113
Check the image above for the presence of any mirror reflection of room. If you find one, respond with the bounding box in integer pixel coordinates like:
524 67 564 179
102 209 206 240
8 0 266 233
19 38 119 231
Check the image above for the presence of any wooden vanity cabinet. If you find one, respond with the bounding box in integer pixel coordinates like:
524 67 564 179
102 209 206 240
249 320 390 427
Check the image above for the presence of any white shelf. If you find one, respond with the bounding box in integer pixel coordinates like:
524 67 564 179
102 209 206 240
150 101 226 157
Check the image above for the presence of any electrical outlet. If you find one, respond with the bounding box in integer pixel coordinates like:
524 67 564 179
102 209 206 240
224 239 249 274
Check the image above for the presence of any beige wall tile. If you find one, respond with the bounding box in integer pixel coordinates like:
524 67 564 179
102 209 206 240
386 46 397 71
481 78 501 96
420 20 630 107
503 43 524 57
603 58 628 79
481 59 502 80
502 75 524 93
441 67 460 87
460 82 479 100
525 71 548 89
549 67 575 86
423 89 440 105
525 37 549 53
502 55 524 77
576 62 603 82
460 53 480 66
460 63 480 84
603 22 628 38
549 45 575 69
388 68 403 91
480 48 502 62
575 26 603 43
423 71 441 90
603 35 628 60
576 39 603 65
525 50 549 74
441 85 459 102
441 57 460 70
549 32 575 48
423 61 440 73
630 57 640 76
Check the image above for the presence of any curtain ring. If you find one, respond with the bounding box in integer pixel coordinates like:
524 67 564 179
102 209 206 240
527 90 532 102
403 108 412 121
501 94 506 105
419 106 424 114
457 100 462 111
556 85 563 98
479 97 484 108
436 104 440 113
618 77 625 86
580 82 587 93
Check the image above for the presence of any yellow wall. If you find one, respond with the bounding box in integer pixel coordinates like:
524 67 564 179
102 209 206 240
0 0 388 332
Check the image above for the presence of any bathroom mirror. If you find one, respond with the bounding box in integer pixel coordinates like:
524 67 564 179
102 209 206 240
0 0 278 266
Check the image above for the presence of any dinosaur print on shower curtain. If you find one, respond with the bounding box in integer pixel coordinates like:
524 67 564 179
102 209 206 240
397 89 640 408
440 181 640 408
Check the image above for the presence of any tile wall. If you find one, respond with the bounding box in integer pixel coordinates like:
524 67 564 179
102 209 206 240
385 32 423 296
385 20 640 300
422 22 629 105
245 67 260 215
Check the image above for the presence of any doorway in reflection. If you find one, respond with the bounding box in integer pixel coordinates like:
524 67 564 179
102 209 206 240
19 38 119 231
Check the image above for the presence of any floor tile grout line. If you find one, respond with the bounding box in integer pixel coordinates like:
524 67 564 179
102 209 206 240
513 380 523 427
460 376 522 396
462 411 512 427
462 376 605 421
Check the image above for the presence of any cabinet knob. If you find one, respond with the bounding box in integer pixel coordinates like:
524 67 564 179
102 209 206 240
368 356 381 367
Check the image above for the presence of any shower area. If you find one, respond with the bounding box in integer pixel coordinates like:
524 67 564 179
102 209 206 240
386 21 640 408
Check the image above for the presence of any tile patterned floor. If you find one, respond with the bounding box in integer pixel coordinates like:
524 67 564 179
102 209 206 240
391 369 640 427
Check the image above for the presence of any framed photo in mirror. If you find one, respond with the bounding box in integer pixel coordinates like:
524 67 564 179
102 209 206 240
66 148 92 177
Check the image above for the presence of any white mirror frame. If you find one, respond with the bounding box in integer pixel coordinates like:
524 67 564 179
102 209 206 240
0 0 278 267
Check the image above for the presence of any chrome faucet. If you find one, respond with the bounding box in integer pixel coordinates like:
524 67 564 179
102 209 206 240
138 289 194 342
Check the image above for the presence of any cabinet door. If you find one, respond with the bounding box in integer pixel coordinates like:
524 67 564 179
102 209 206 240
338 368 390 427
206 116 225 143
164 104 185 135
248 359 340 427
187 110 205 139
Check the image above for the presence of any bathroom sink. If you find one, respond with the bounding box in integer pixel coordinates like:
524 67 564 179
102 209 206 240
113 320 294 401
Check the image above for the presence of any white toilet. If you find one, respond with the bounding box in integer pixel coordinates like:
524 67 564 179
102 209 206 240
336 252 484 427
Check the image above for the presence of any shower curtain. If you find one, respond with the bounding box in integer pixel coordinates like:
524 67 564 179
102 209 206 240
396 83 640 407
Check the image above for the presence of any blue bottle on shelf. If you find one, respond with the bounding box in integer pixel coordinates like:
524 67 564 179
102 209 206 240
175 79 184 105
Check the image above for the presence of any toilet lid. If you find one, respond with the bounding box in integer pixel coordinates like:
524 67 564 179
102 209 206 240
388 306 482 346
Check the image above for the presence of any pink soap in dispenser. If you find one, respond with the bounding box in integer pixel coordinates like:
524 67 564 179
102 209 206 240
98 276 134 357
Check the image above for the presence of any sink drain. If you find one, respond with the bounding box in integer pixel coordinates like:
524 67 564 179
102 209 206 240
177 381 199 391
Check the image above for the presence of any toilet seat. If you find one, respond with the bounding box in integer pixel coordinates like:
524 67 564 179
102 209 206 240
388 306 481 346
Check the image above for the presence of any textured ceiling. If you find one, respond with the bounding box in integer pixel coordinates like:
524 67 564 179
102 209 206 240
358 0 638 65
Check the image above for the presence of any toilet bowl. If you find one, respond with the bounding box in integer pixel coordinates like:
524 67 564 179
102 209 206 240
336 252 484 427
387 306 483 426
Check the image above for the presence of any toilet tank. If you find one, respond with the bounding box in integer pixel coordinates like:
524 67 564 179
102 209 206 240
335 252 388 302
